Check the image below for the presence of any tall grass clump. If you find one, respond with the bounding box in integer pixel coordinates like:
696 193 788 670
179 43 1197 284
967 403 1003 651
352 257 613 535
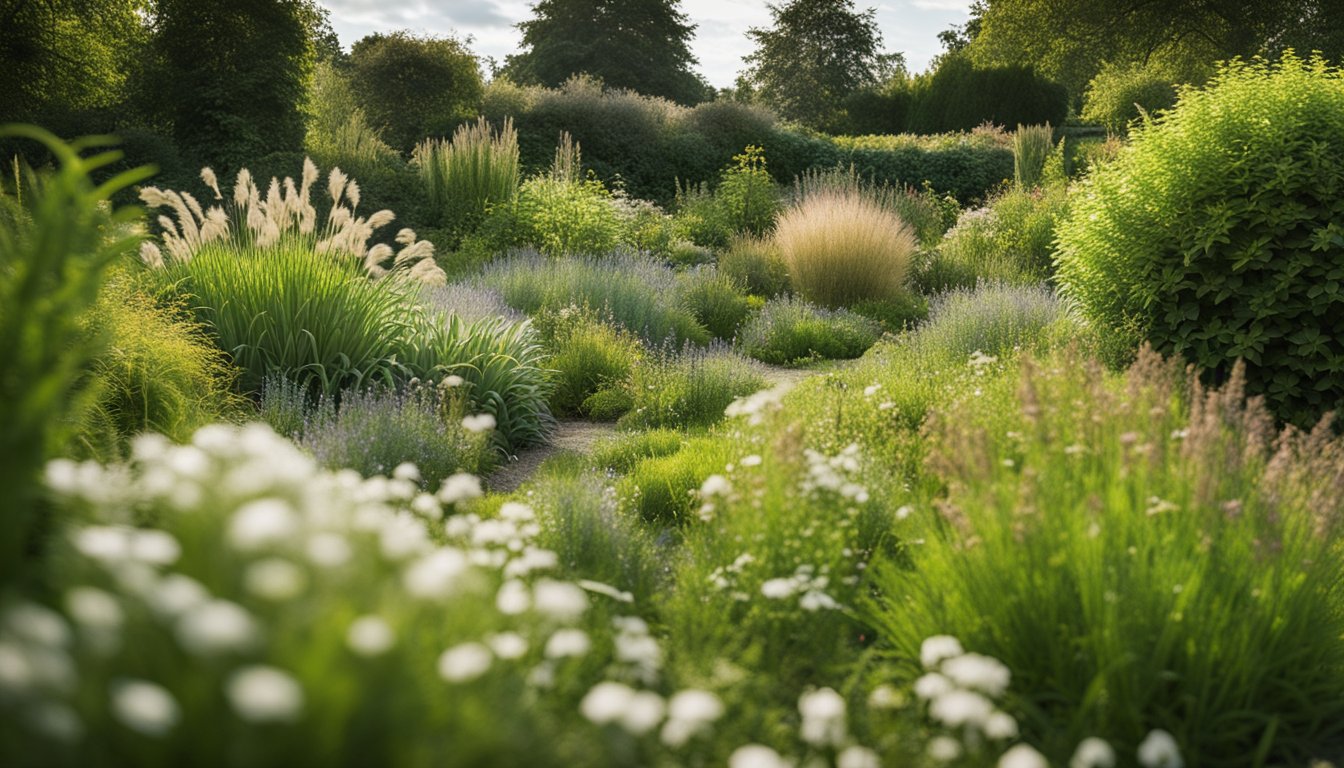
1056 54 1344 426
0 126 151 585
416 117 520 239
717 236 791 298
773 189 917 307
533 306 642 417
305 60 402 179
1012 123 1054 190
478 250 710 347
618 345 767 430
872 347 1344 766
910 283 1079 362
678 268 754 341
737 295 882 365
298 380 494 485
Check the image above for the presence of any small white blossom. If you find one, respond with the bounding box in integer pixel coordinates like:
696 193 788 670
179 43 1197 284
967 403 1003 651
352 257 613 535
920 635 965 669
543 629 591 659
1071 737 1117 768
533 579 588 622
486 632 528 660
1137 730 1182 768
227 666 304 722
110 679 180 736
838 746 881 768
798 687 846 747
461 413 497 433
175 600 257 656
998 744 1048 768
942 652 1011 697
346 616 395 657
438 643 493 682
730 744 791 768
244 558 307 601
438 473 483 505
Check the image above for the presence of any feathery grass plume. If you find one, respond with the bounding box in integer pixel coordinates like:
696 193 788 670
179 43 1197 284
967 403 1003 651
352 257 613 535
773 188 917 307
1012 124 1054 190
550 131 581 183
138 158 445 284
415 116 520 239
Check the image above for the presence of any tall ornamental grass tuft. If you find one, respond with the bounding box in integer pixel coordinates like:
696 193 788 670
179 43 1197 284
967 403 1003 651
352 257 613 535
910 282 1078 362
737 295 882 365
1012 123 1054 190
871 347 1344 766
773 189 917 307
416 117 520 239
618 345 767 431
0 126 152 585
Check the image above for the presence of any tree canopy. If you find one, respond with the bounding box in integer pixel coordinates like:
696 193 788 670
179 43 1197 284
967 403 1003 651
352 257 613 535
504 0 711 105
349 31 484 153
739 0 892 131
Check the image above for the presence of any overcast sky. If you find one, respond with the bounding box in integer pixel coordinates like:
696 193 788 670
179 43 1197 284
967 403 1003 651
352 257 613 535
318 0 975 89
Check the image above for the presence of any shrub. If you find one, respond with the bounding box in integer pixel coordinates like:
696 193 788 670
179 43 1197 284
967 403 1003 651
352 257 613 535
737 295 883 365
917 185 1067 293
618 346 767 430
75 277 242 460
829 135 1013 204
304 60 402 180
678 269 754 341
349 31 484 153
791 165 960 248
535 307 642 417
1012 124 1054 190
478 251 710 347
1082 57 1212 134
714 146 779 237
671 181 734 249
617 436 738 524
581 387 634 422
909 283 1078 362
476 175 625 258
415 117 520 240
872 347 1344 766
906 55 1069 134
1055 54 1344 426
417 284 525 324
299 380 494 486
718 237 791 298
773 189 917 307
850 294 929 332
0 126 151 584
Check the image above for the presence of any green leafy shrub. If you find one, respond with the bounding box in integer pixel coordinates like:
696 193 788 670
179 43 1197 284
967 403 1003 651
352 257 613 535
75 277 243 460
850 294 929 332
678 269 754 341
618 346 767 430
828 135 1013 204
475 175 625 258
671 181 734 249
581 387 634 422
906 55 1069 134
349 31 484 153
535 307 642 417
304 60 402 180
737 295 883 365
298 380 494 486
718 237 791 298
0 126 151 584
714 146 778 237
917 184 1068 293
872 347 1344 766
416 117 520 241
477 251 710 347
1082 57 1212 134
774 189 917 307
1055 54 1344 425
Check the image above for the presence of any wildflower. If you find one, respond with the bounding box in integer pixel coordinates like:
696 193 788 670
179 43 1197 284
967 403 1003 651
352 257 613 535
443 374 466 388
306 532 352 568
662 689 724 747
145 574 210 619
864 384 881 396
928 736 963 762
543 629 591 659
741 454 763 467
838 746 881 768
462 413 497 433
942 652 1011 697
227 666 304 723
403 548 469 600
486 632 528 660
228 498 299 551
533 579 588 622
1137 730 1182 768
799 590 839 611
868 684 906 709
244 558 307 601
110 679 180 737
761 578 796 599
730 744 791 768
578 579 634 603
65 587 123 635
175 600 258 656
346 616 396 657
985 710 1019 740
920 635 964 668
929 689 994 729
581 681 635 724
496 580 531 615
798 687 847 747
1071 737 1117 768
438 643 493 682
998 744 1048 768
701 474 732 497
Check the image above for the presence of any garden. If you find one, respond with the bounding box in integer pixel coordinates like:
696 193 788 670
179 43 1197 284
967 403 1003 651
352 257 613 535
3 1 1344 767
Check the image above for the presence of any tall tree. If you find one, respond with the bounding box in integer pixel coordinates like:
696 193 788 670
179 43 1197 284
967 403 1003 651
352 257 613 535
148 0 313 171
739 0 891 130
504 0 710 105
349 32 483 153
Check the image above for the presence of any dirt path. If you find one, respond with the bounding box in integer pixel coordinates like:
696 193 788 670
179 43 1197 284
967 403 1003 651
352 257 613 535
485 362 845 494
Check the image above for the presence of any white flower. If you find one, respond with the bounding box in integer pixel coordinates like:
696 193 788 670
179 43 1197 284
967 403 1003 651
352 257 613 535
798 687 846 747
346 616 395 657
920 635 964 668
461 413 497 433
227 666 304 722
863 384 881 396
65 587 123 633
1137 730 1182 768
730 744 791 768
927 736 963 762
914 672 953 701
668 689 724 724
0 641 34 693
244 558 307 601
740 454 762 467
942 652 1011 697
403 548 469 600
175 600 258 656
761 578 797 599
1071 737 1117 768
498 502 535 522
392 462 420 483
621 691 666 735
578 579 634 603
110 679 180 736
306 533 352 568
799 590 839 612
533 579 588 622
985 710 1020 740
438 473 483 505
581 681 634 724
700 474 732 497
998 744 1048 768
867 684 905 709
3 602 71 648
543 629 591 659
443 374 465 387
486 632 528 660
495 580 531 615
228 498 298 551
838 745 881 768
145 574 209 618
438 643 493 682
929 689 995 729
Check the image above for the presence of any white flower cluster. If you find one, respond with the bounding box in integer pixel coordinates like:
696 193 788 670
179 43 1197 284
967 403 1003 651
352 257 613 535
802 444 869 503
725 382 794 426
730 688 880 768
760 564 840 612
579 682 725 747
915 635 1028 764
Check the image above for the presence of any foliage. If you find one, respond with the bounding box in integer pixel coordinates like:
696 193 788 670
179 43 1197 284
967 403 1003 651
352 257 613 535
0 126 151 586
617 346 766 431
872 347 1344 766
773 188 917 307
911 283 1079 362
1082 56 1212 134
917 184 1067 293
737 295 882 365
1055 55 1344 426
534 307 642 417
416 117 520 241
1012 124 1054 190
303 60 401 177
717 237 791 298
714 146 778 237
417 284 525 324
827 135 1013 204
298 380 494 486
75 276 242 460
791 165 960 247
616 435 738 524
477 251 710 347
906 55 1068 134
474 175 624 258
148 0 313 172
677 269 754 341
504 0 710 105
589 429 687 474
349 31 484 153
740 0 892 130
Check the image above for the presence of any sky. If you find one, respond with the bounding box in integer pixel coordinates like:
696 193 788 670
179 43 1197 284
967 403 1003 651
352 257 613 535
319 0 975 89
